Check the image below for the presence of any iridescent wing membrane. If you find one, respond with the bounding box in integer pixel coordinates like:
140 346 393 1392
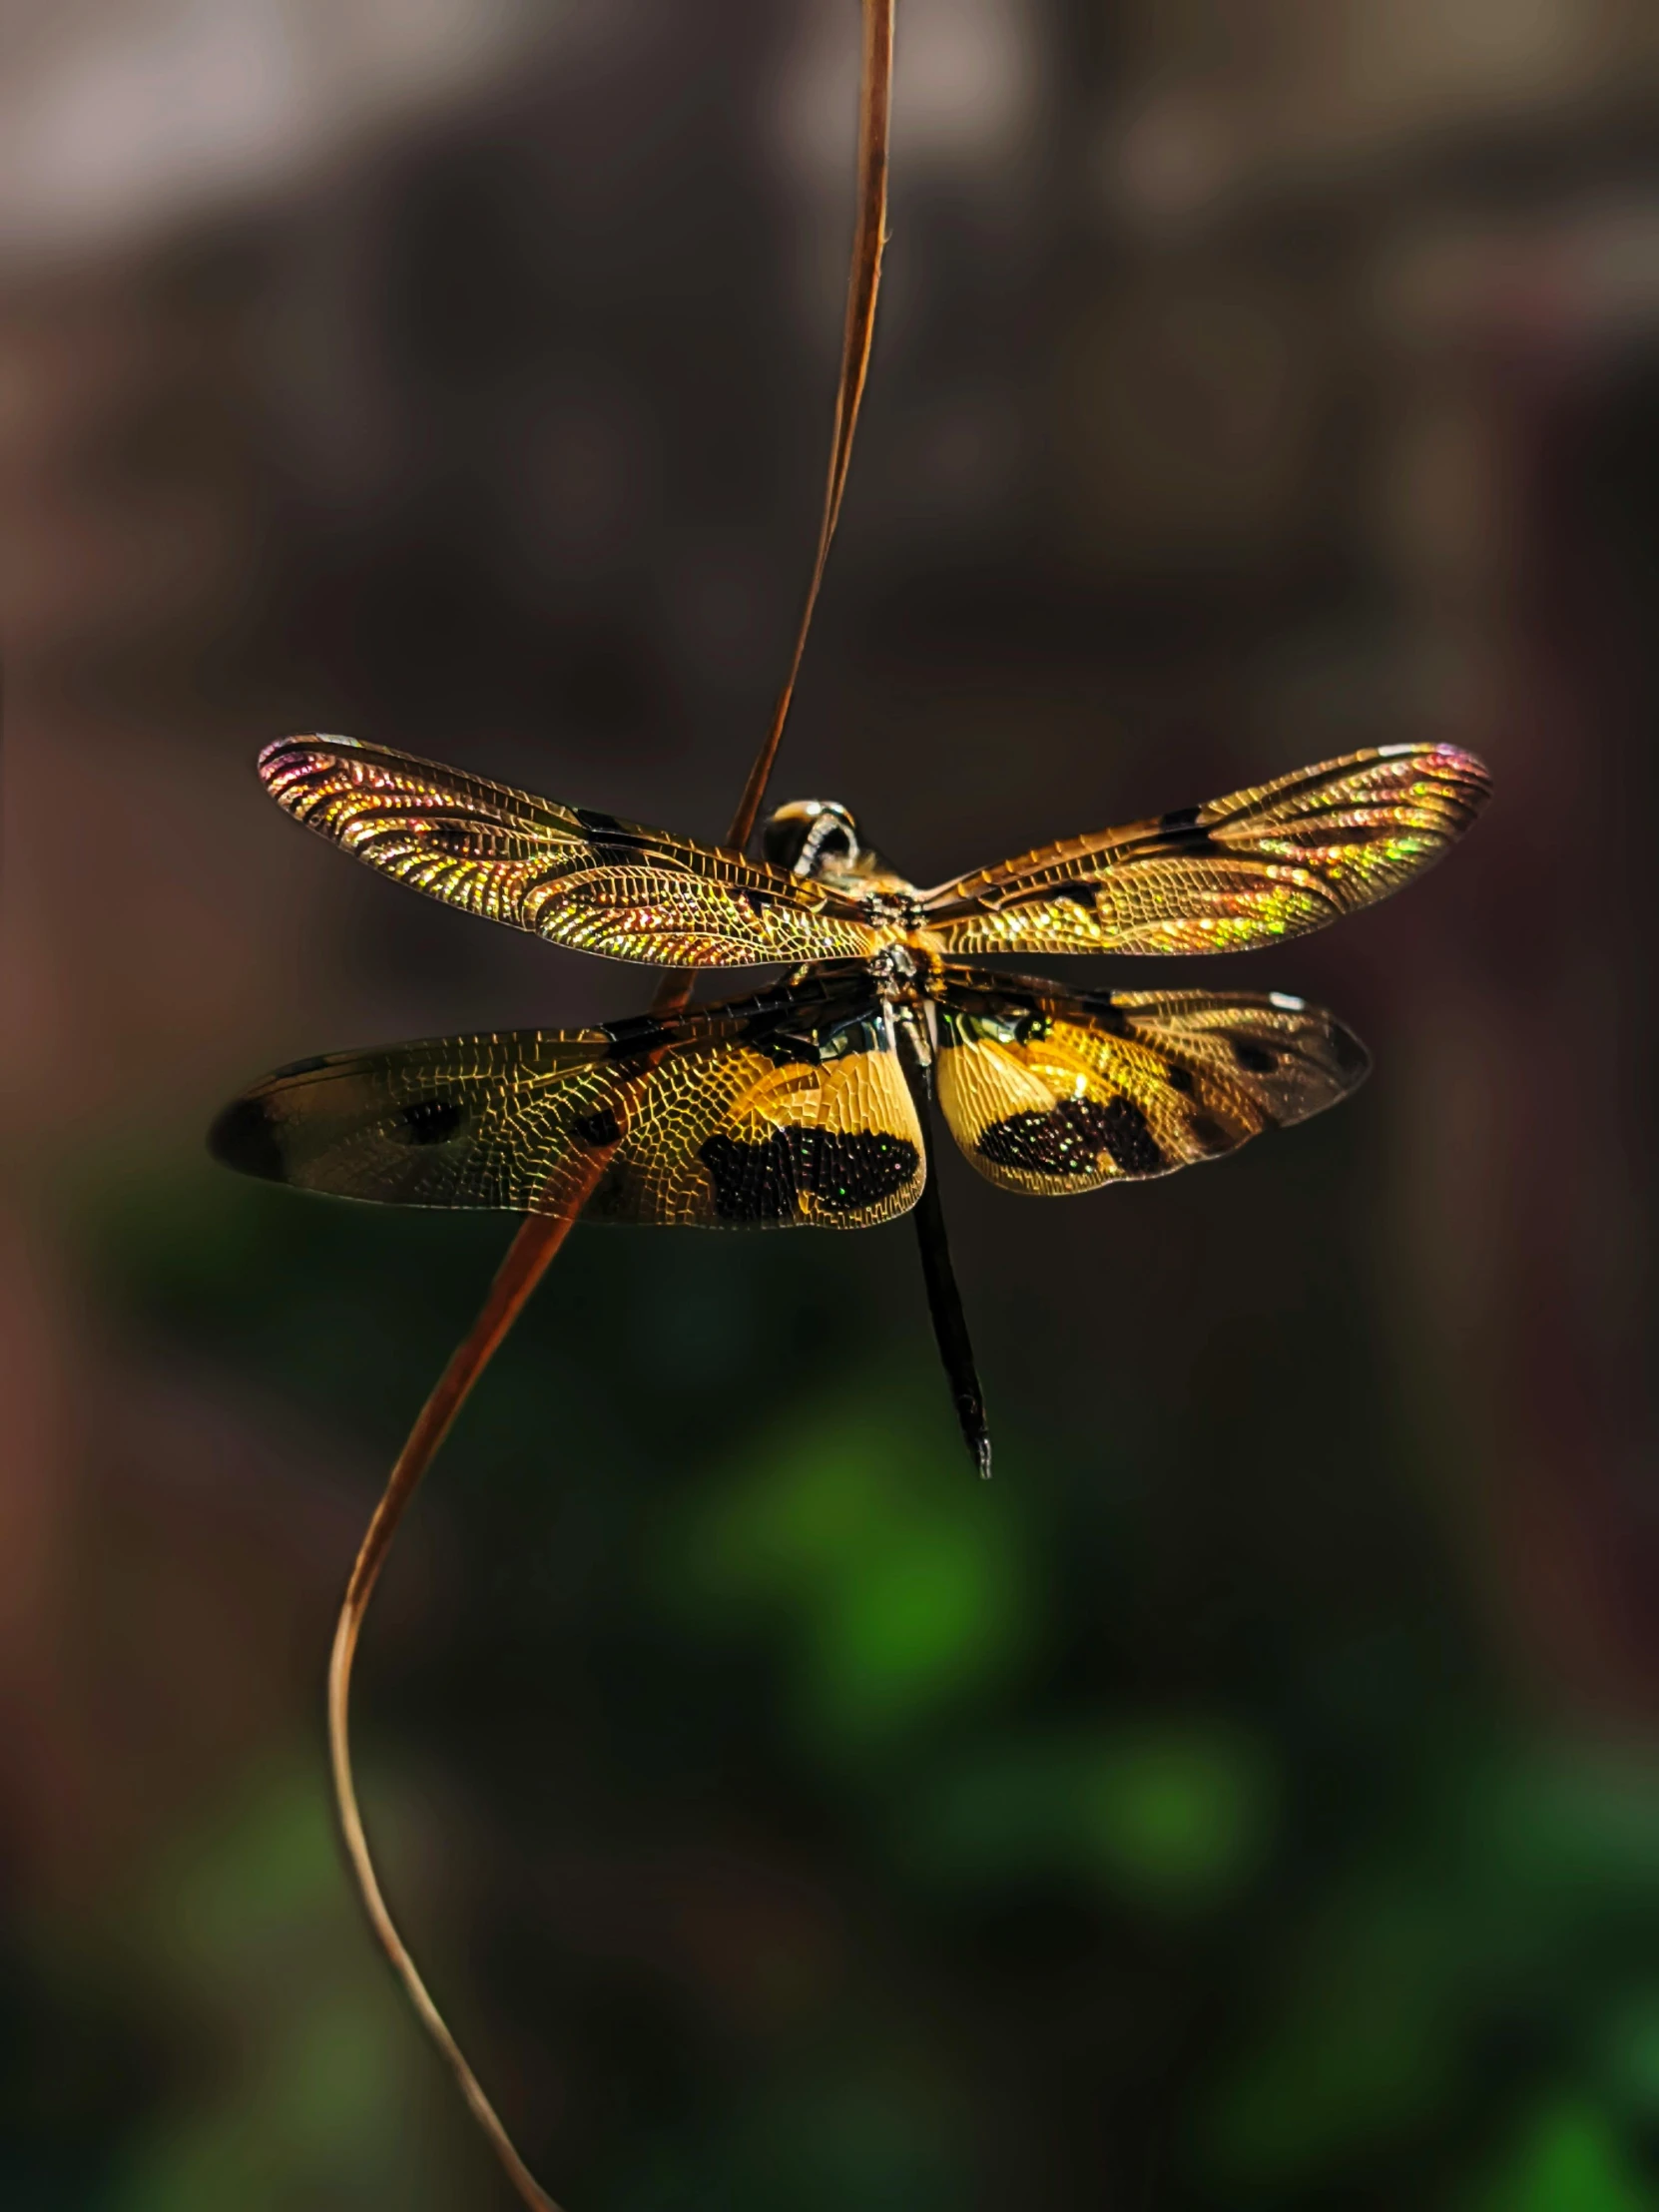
218 737 1487 1223
209 973 923 1229
920 744 1489 955
935 968 1369 1196
212 965 1365 1222
260 736 882 967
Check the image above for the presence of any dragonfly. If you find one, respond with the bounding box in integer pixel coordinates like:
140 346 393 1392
211 734 1488 1473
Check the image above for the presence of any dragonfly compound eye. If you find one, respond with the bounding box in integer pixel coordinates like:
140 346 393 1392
762 800 861 876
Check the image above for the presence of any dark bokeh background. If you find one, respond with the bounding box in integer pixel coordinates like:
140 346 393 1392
4 2 1659 2205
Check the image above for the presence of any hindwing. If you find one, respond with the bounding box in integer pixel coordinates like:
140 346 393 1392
210 974 923 1229
935 967 1369 1196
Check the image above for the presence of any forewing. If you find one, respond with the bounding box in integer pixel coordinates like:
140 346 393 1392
209 977 923 1230
936 968 1369 1196
921 744 1489 956
259 735 881 967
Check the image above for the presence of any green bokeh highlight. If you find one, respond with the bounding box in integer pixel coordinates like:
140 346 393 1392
894 1724 1275 1913
664 1405 1038 1758
107 1767 464 2212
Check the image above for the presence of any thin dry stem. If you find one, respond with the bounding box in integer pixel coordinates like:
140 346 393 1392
325 6 896 2205
327 1206 585 2211
730 0 892 847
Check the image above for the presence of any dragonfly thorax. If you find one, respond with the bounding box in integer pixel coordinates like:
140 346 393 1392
869 939 919 988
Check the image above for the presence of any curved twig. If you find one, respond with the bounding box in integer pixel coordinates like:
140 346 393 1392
729 0 893 845
327 1209 584 2211
326 6 896 2204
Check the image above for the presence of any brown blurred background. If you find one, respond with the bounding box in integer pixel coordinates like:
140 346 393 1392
3 1 1659 2205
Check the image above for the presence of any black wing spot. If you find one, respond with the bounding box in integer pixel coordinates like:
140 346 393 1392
573 806 626 836
1155 806 1220 853
420 822 482 856
1098 1095 1166 1176
811 1130 918 1213
572 1105 622 1149
978 1097 1121 1178
1187 1111 1234 1155
1076 993 1131 1035
1012 1012 1051 1045
1230 1037 1279 1075
699 1128 917 1222
601 1015 672 1059
739 1005 823 1067
1164 1063 1195 1094
585 838 653 868
1329 1021 1371 1079
208 1094 285 1180
1050 884 1099 910
699 1132 798 1221
391 1097 469 1146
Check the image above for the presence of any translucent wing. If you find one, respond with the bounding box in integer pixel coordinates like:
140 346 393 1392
259 736 883 967
935 966 1369 1196
208 974 923 1230
920 745 1489 956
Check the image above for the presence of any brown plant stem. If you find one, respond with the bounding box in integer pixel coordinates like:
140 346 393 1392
325 6 895 2205
729 0 893 844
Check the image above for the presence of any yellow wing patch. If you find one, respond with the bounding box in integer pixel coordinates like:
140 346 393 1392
209 980 923 1230
260 736 883 968
935 970 1369 1196
921 744 1489 957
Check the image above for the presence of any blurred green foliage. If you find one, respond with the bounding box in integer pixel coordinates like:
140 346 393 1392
663 1404 1038 1757
109 1768 458 2212
18 1154 1656 2208
895 1722 1275 1912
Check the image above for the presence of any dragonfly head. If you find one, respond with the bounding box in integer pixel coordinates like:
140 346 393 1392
762 799 864 878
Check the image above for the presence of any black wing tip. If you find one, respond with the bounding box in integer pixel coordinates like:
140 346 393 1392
207 1091 286 1182
1265 998 1370 1106
1326 1012 1372 1088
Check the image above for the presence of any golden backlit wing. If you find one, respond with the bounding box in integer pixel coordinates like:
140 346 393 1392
208 976 923 1229
259 736 883 967
935 967 1369 1196
920 745 1489 956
